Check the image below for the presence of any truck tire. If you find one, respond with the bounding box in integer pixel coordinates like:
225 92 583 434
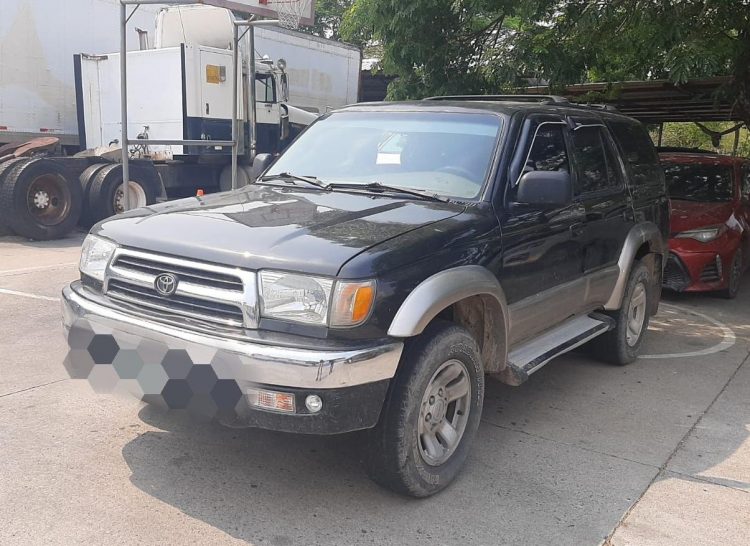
364 320 484 497
0 158 30 232
87 163 158 223
590 261 652 365
0 158 82 240
78 162 111 227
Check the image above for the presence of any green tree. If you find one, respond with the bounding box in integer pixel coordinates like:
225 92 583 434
342 0 750 128
308 0 354 41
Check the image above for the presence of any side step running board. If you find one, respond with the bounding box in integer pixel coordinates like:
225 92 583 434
498 313 615 386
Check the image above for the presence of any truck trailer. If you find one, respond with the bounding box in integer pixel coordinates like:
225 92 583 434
0 3 361 240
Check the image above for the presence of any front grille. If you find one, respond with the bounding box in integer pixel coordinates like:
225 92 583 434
112 255 243 291
107 280 245 324
699 257 722 283
663 253 690 291
105 249 254 328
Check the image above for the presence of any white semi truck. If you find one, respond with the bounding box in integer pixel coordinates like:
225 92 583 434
0 2 361 239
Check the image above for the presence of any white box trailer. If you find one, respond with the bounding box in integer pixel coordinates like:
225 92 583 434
154 6 361 115
75 4 361 194
0 0 159 150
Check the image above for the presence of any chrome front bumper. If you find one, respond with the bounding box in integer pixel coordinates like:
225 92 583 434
62 282 403 433
63 282 402 390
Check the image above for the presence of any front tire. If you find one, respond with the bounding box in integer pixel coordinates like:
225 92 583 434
364 321 484 497
591 261 652 365
721 249 742 299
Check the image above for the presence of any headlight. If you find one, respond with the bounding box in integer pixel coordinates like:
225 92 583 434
259 271 334 325
259 271 375 327
79 235 117 282
675 225 726 243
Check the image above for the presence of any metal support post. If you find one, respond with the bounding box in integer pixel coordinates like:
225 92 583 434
657 122 664 148
248 24 257 163
231 22 239 190
120 1 130 211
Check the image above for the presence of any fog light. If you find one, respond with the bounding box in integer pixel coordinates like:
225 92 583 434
248 388 295 413
305 394 323 413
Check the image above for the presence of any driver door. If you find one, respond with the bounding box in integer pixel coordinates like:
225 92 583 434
499 116 587 345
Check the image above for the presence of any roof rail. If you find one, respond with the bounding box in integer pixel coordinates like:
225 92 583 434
423 94 570 104
573 103 620 113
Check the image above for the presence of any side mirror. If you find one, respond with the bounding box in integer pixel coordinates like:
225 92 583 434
515 170 572 207
251 153 274 178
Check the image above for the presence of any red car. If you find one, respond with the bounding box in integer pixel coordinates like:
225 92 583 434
660 151 750 298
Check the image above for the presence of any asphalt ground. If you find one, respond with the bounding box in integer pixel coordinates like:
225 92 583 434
1 231 748 545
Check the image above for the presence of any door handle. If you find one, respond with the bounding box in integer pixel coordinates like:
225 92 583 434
570 222 585 237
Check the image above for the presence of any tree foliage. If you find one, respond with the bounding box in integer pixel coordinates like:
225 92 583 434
340 0 750 126
308 0 354 41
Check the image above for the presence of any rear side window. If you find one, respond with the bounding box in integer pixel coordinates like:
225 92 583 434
570 126 619 193
742 164 750 200
607 120 661 187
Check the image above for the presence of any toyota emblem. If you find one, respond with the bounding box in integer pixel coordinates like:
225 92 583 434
154 273 179 297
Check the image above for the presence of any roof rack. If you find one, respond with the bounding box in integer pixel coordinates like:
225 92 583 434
423 94 570 104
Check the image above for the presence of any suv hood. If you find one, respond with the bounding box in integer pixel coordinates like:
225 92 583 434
670 199 734 234
94 184 465 276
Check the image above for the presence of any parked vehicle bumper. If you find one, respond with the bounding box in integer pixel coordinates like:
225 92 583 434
663 240 737 292
61 282 402 434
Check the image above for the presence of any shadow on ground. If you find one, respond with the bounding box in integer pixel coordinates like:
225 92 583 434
119 279 750 545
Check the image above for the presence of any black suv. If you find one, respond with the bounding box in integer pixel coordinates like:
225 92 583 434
62 96 668 497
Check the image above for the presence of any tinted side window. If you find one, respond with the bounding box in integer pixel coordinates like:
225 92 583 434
525 124 569 173
607 120 661 187
571 126 618 193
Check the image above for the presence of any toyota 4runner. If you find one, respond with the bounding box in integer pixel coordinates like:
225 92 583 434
62 96 669 497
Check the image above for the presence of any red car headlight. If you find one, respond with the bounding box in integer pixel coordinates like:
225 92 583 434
674 224 727 243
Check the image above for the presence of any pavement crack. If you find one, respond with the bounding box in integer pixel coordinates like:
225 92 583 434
0 378 68 398
480 418 659 469
602 348 750 546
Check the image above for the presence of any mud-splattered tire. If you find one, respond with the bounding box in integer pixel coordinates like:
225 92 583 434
589 261 652 365
364 320 484 497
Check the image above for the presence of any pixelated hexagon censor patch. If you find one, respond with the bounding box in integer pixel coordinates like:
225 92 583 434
63 319 244 420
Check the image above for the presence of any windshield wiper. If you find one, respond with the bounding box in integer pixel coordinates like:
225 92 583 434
259 172 328 189
326 182 450 203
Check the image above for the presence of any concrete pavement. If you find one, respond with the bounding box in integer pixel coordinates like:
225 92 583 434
0 232 748 545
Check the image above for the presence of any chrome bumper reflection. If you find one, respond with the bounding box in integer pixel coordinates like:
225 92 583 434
62 282 403 390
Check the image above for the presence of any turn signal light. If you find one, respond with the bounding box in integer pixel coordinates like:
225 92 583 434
248 388 295 413
331 280 376 327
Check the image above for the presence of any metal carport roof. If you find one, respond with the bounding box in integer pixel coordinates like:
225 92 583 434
523 77 740 123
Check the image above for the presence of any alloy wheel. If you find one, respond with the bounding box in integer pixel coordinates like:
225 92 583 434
417 358 472 466
626 281 647 347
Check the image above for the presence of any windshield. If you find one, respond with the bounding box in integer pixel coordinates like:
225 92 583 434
265 111 503 199
664 162 734 202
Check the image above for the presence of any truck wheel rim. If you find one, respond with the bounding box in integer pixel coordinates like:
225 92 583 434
626 281 647 347
113 181 147 213
417 358 471 466
26 173 71 226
